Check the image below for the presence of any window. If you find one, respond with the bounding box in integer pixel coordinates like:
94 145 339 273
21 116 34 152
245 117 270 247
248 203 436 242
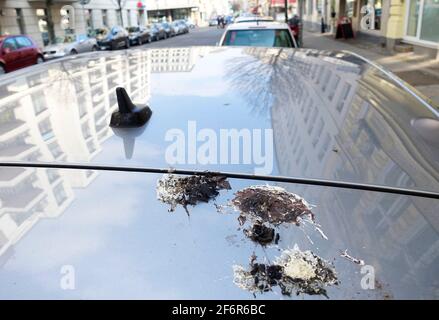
308 107 318 135
0 108 15 124
336 83 351 112
116 10 122 26
32 93 47 115
47 169 61 184
321 70 332 92
406 0 439 43
407 0 420 37
102 9 108 27
307 0 314 15
49 142 63 158
54 183 68 206
36 9 49 46
223 29 294 48
15 36 32 48
82 122 91 139
2 38 17 51
77 34 88 42
328 75 340 101
313 118 324 147
85 9 93 30
38 118 54 141
420 0 439 42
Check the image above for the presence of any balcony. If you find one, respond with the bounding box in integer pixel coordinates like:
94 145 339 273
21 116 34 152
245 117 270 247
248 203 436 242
1 187 43 210
0 120 25 136
0 143 35 159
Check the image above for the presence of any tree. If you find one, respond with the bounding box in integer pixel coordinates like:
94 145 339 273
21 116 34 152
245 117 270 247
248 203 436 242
231 1 241 13
112 0 127 26
45 0 56 44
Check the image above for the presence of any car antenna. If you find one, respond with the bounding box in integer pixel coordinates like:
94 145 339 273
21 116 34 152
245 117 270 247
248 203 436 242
110 87 152 128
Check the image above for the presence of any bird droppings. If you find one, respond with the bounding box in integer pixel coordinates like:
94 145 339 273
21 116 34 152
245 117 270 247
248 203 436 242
232 185 314 226
340 249 365 266
231 185 327 245
233 245 338 298
156 174 231 214
243 223 279 245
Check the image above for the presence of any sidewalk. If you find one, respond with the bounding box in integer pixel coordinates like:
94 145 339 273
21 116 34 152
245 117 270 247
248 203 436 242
302 30 439 107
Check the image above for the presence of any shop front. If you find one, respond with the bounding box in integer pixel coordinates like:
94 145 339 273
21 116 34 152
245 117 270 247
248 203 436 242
404 0 439 55
147 7 193 23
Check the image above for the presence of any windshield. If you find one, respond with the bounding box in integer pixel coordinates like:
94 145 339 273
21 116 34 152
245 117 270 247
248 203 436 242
54 35 76 44
95 29 108 36
223 29 294 48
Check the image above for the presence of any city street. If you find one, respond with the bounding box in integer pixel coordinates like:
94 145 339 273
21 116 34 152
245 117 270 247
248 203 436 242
134 26 439 106
139 26 225 48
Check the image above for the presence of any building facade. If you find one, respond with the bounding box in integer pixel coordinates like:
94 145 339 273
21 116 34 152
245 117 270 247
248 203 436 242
0 0 231 47
298 0 439 59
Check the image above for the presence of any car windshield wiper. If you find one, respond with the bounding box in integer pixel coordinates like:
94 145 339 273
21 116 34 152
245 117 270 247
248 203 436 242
1 161 439 200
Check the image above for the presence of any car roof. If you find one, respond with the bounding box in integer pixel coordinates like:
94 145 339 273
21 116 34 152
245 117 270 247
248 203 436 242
0 46 438 299
0 34 27 40
235 15 274 23
226 21 290 30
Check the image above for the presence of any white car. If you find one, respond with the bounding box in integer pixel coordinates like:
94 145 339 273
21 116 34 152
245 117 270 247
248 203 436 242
219 21 297 48
43 34 98 60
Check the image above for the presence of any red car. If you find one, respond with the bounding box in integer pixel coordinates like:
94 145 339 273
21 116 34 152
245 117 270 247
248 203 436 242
0 35 44 74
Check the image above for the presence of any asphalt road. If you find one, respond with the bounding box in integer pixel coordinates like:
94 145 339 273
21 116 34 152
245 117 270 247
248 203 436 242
138 27 224 48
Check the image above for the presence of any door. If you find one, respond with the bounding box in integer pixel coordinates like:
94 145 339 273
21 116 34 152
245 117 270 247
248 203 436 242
15 36 35 67
112 27 124 48
76 34 88 53
1 38 22 72
117 29 127 47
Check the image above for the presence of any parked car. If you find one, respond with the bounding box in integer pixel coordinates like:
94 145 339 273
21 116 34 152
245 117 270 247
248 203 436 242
0 47 438 300
174 20 189 34
96 26 129 50
160 22 176 38
170 22 180 35
151 23 166 40
43 34 98 60
185 18 196 28
208 18 218 26
126 26 152 45
225 15 234 24
220 22 298 48
0 35 44 74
